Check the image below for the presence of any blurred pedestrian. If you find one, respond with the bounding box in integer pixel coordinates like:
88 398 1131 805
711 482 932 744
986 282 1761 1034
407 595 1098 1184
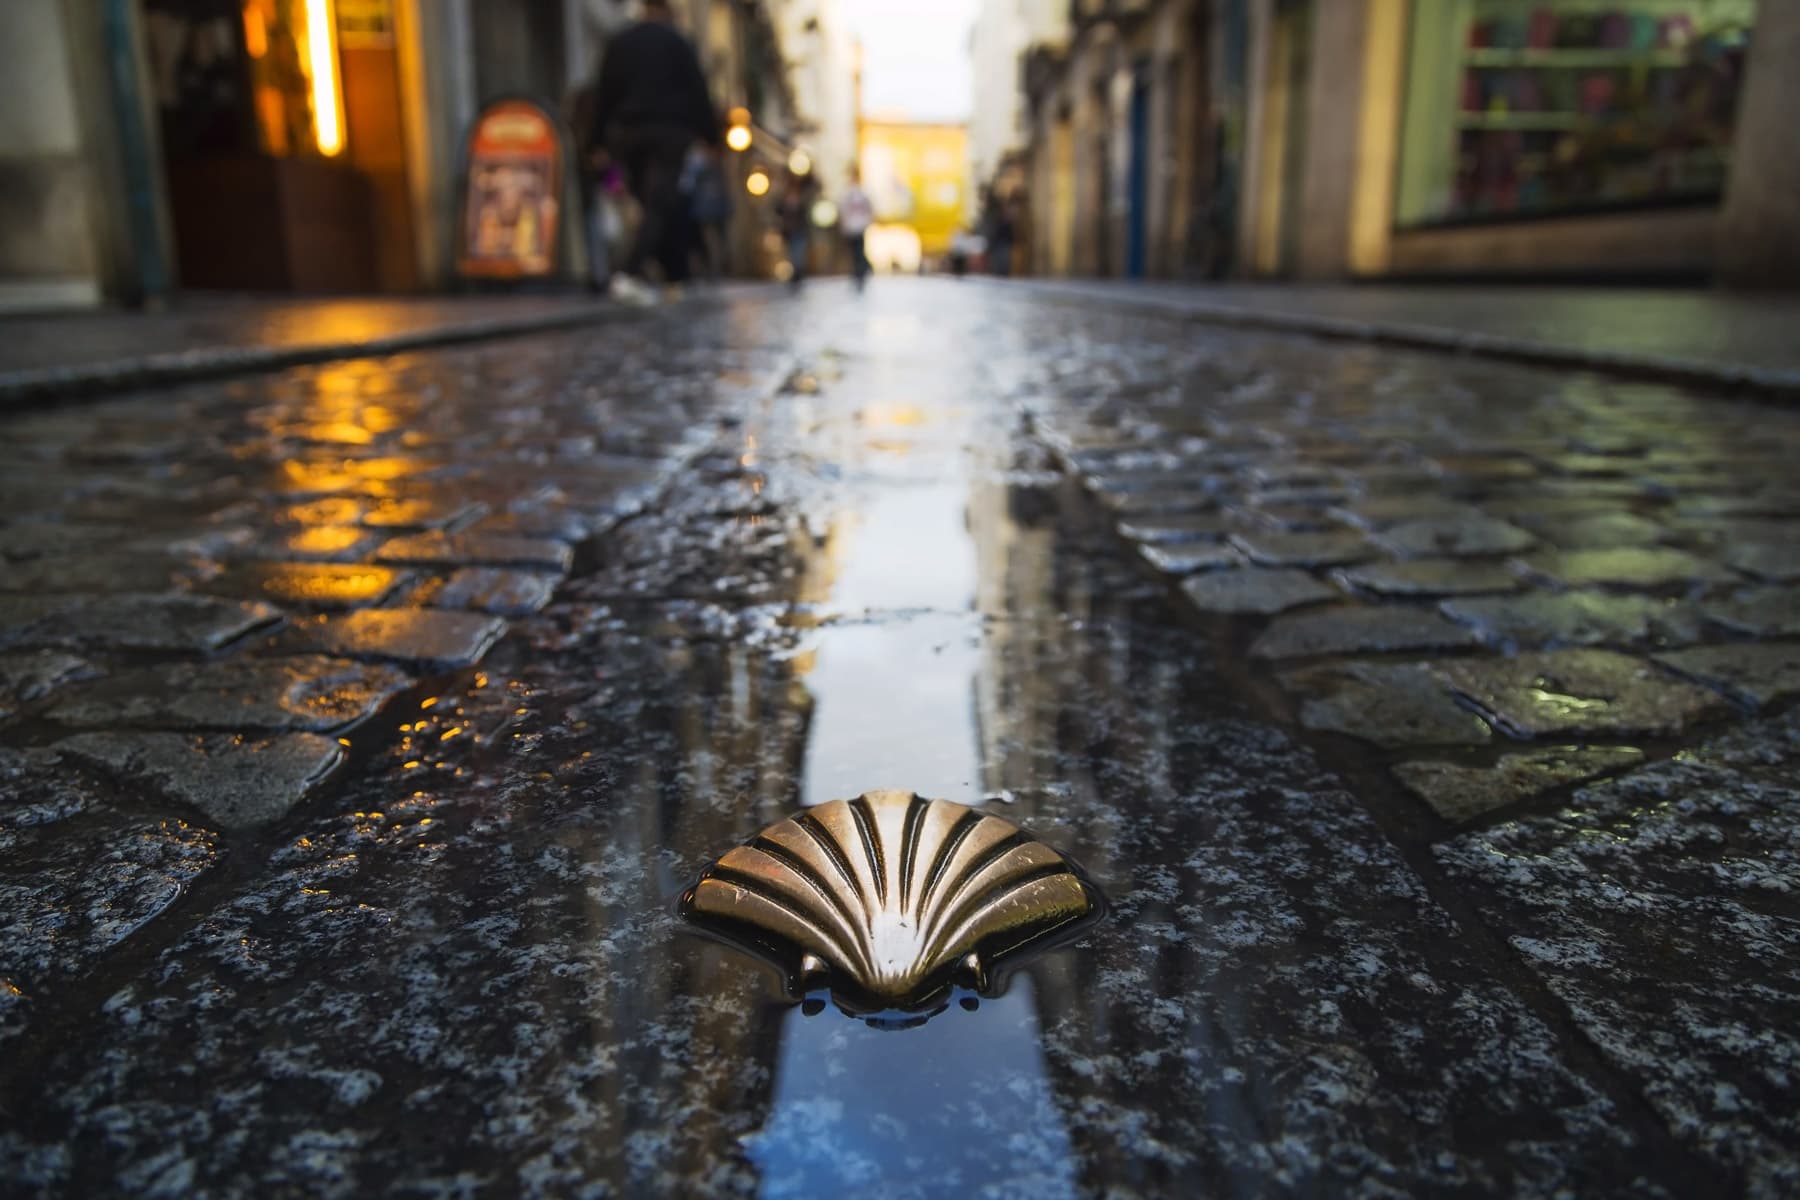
588 0 720 305
681 141 731 282
776 169 816 289
840 166 874 290
986 194 1016 278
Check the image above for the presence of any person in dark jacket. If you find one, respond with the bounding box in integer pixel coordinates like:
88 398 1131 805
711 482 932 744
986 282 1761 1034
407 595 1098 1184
588 0 720 303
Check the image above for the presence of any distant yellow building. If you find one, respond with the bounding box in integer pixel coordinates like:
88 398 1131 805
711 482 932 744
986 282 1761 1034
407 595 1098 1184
859 120 969 258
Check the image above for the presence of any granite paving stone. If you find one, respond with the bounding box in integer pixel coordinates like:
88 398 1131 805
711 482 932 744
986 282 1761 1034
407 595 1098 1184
0 808 219 1042
430 567 561 616
1228 528 1372 567
0 597 80 647
1139 541 1242 575
1435 649 1731 739
357 494 488 531
43 655 414 732
1179 566 1337 615
1115 511 1236 543
234 525 389 563
1281 660 1492 748
54 731 345 829
1329 496 1485 530
1095 485 1218 516
1703 588 1800 637
375 531 574 572
29 593 282 652
1248 604 1481 659
197 562 413 610
1534 513 1670 549
1652 643 1800 710
0 554 200 595
0 651 96 718
1337 557 1522 597
1436 711 1800 1191
1392 746 1646 824
1375 515 1537 558
1521 547 1738 590
299 608 508 669
1720 542 1800 583
1441 590 1700 649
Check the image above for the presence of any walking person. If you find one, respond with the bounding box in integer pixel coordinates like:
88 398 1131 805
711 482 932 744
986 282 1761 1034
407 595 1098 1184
840 166 874 291
776 169 815 289
587 0 719 305
681 141 731 283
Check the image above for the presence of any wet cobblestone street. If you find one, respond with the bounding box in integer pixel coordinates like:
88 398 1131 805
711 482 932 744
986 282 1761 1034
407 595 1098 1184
2 280 1797 1197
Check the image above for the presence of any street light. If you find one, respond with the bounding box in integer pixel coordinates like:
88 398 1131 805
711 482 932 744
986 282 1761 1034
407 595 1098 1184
725 125 752 152
746 170 770 197
788 148 812 176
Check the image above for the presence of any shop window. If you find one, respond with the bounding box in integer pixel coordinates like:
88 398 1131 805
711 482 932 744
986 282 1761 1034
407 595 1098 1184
1394 0 1754 227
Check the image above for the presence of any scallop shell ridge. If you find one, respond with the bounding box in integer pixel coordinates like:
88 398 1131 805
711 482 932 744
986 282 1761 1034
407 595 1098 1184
682 790 1097 1011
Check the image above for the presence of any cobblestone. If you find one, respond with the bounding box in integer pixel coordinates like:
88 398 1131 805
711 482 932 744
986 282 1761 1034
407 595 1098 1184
429 567 560 616
1653 643 1800 710
198 562 413 609
1374 514 1537 558
0 652 95 718
1704 588 1800 637
43 656 413 732
1281 660 1492 748
1229 528 1372 568
375 531 574 571
54 731 344 829
1435 649 1730 738
296 609 508 669
1248 604 1480 660
1139 542 1242 574
1720 542 1800 582
1441 590 1699 649
1393 746 1645 824
29 593 282 653
1179 566 1338 615
1436 711 1800 1192
1521 546 1737 590
1337 557 1522 597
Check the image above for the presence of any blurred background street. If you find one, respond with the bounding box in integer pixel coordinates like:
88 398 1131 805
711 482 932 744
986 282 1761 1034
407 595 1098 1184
2 0 1799 1196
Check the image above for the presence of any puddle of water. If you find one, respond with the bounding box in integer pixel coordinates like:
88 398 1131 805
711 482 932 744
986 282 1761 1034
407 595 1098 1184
744 978 1078 1200
799 613 984 808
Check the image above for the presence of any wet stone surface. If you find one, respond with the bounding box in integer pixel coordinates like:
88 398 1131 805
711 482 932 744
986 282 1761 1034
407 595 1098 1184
1436 649 1731 739
1337 556 1523 597
1247 603 1480 660
54 731 346 830
1436 711 1800 1194
42 656 413 733
1393 746 1646 824
1442 590 1700 649
2 284 1799 1195
1281 660 1494 748
1179 566 1338 615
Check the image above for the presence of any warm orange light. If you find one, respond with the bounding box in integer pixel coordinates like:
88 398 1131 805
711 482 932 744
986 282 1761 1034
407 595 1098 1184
746 169 770 196
727 106 750 128
243 3 269 57
305 0 344 156
725 125 752 152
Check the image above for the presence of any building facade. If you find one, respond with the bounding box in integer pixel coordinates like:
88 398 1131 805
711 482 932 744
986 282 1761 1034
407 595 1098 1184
1020 0 1798 285
0 0 813 311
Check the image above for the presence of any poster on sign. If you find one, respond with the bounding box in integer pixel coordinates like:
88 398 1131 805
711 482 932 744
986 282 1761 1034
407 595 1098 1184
457 99 565 280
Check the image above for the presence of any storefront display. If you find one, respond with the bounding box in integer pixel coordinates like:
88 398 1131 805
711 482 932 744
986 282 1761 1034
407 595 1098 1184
1395 1 1755 227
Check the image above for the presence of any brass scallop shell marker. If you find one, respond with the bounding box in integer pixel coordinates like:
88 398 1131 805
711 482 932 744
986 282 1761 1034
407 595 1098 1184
681 790 1102 1015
